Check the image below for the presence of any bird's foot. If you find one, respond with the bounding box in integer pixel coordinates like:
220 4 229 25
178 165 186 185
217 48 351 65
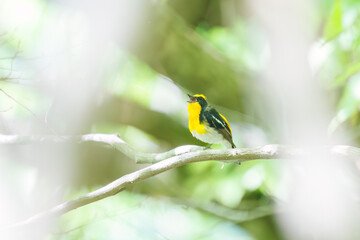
205 144 213 149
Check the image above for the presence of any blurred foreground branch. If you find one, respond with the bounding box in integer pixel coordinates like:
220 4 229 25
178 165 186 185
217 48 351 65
168 197 275 223
2 133 360 228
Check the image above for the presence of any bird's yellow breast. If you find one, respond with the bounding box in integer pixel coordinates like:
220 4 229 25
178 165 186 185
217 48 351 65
187 102 206 134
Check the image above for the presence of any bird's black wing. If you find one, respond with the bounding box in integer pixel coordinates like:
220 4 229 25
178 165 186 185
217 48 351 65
204 107 231 133
203 107 236 148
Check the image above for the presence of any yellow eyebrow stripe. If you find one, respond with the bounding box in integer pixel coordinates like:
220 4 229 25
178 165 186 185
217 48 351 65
193 94 206 100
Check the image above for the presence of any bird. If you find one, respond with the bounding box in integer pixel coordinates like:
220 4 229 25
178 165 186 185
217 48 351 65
187 94 236 148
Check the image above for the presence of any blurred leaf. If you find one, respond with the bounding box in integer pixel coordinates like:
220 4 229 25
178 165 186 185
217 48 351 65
328 107 356 135
328 74 360 134
196 22 266 72
241 165 265 191
324 0 343 41
333 61 360 86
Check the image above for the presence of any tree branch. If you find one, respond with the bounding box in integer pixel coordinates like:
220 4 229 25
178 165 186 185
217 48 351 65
0 133 205 163
2 133 360 228
166 197 276 223
8 147 270 228
1 133 360 163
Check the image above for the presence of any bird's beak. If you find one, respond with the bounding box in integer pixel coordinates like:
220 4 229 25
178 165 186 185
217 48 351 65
187 94 196 103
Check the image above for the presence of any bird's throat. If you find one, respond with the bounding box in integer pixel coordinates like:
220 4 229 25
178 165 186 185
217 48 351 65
188 102 206 134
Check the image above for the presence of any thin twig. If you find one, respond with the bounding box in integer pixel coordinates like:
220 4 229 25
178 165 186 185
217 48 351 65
0 89 58 135
164 197 276 223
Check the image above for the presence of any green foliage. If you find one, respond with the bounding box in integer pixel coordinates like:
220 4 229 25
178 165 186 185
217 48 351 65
334 62 360 86
196 21 267 72
179 160 281 209
324 0 343 42
2 0 360 239
50 191 253 240
329 74 360 134
107 54 158 108
320 0 360 135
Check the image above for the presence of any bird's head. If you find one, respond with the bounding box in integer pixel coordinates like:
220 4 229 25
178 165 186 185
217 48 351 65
187 94 208 107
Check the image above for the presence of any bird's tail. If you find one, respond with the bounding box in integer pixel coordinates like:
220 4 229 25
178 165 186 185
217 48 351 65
223 140 236 149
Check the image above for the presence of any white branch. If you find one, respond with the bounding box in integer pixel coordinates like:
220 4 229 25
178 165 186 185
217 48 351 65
1 133 359 228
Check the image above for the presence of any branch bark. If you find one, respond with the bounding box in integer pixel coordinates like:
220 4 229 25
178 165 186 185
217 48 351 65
1 133 360 163
2 133 360 228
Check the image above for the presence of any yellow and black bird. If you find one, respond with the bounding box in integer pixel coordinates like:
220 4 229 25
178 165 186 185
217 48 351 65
187 94 236 148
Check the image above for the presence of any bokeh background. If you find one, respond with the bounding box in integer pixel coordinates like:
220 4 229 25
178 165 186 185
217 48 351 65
1 0 360 239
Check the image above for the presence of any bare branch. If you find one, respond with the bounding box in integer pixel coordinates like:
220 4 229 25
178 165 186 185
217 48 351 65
1 133 360 228
1 133 360 163
7 146 272 228
0 133 204 163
